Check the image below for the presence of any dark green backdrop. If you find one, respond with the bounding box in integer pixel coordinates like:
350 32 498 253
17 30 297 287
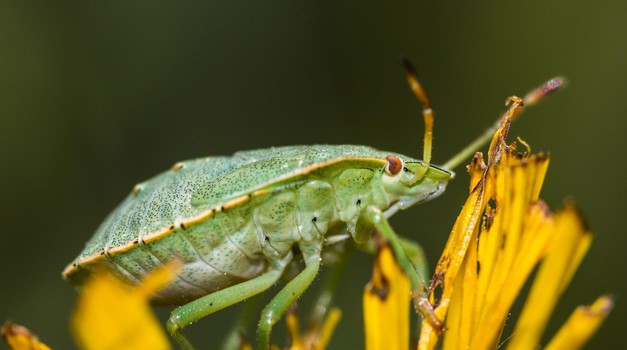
1 1 625 348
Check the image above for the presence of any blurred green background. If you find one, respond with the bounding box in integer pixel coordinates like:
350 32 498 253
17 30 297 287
1 1 625 349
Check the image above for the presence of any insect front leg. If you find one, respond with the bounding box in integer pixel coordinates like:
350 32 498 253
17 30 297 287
166 257 289 350
256 248 322 350
356 206 442 331
398 236 429 289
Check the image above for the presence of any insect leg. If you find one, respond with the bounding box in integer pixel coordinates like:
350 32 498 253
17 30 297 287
396 236 432 330
307 243 350 326
256 252 322 350
353 217 429 292
358 205 442 330
398 236 429 289
167 265 286 350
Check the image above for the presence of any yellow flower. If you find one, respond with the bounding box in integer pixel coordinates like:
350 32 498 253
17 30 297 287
364 94 613 350
71 261 182 350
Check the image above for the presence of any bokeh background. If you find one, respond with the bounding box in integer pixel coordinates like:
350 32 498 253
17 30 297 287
1 1 625 348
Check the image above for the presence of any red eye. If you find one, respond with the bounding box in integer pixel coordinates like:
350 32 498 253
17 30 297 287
385 155 402 175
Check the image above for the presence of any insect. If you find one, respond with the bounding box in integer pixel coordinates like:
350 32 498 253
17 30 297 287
63 59 562 349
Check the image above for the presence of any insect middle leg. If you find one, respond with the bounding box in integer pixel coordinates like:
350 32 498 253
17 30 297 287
256 250 322 350
307 243 350 326
166 256 290 350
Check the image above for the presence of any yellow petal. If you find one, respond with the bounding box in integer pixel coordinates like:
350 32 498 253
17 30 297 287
1 321 52 350
71 262 180 350
545 295 614 350
470 201 554 349
506 205 592 350
364 244 410 350
441 230 478 350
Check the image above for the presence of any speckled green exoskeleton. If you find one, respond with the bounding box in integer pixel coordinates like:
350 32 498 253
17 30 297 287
63 60 563 349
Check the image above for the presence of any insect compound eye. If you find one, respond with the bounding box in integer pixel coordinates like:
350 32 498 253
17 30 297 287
385 155 403 175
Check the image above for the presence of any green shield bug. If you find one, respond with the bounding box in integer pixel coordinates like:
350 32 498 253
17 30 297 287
63 59 563 349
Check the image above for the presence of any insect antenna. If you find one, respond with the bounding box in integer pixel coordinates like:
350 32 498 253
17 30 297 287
401 58 434 183
400 58 565 174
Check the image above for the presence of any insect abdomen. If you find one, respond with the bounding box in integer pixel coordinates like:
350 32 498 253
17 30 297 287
105 198 268 304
